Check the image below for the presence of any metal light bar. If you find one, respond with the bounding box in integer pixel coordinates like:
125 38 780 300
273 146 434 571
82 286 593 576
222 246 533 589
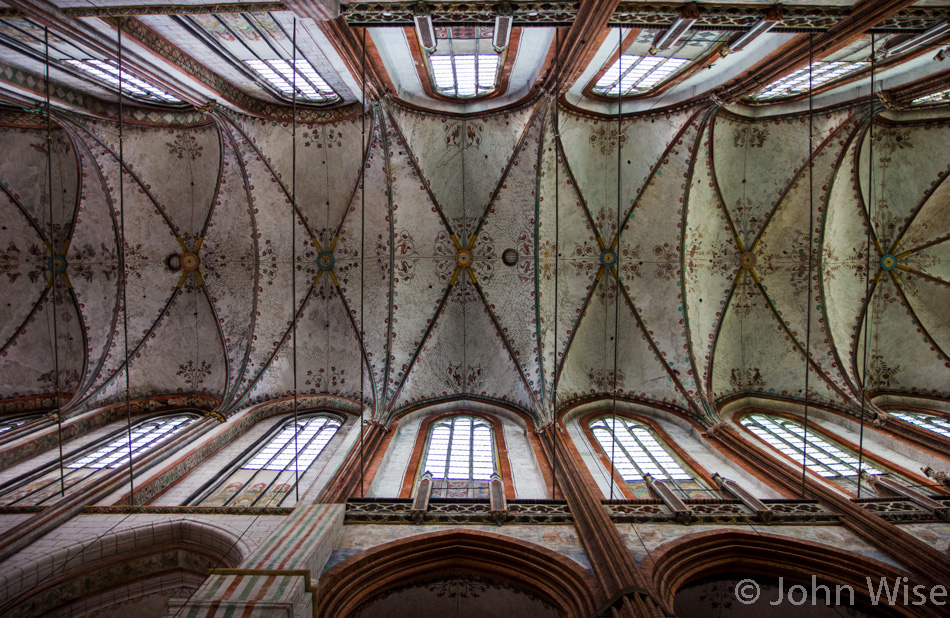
413 4 437 53
649 3 700 54
727 9 781 54
493 4 513 52
886 20 950 56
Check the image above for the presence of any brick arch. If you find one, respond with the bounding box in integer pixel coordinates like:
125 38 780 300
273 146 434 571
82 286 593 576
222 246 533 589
0 519 246 617
317 529 601 618
649 529 925 618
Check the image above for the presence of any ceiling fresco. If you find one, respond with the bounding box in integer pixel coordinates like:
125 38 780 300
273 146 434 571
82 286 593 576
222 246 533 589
2 94 949 426
0 1 947 428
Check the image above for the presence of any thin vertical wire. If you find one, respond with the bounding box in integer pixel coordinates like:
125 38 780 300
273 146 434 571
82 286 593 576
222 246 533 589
552 27 560 501
44 26 66 497
291 17 299 502
857 33 875 498
802 34 814 498
608 28 623 502
359 26 366 498
117 19 134 498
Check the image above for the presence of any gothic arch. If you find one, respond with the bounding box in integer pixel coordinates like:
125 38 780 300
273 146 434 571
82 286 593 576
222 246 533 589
0 519 246 617
649 529 924 617
317 529 601 618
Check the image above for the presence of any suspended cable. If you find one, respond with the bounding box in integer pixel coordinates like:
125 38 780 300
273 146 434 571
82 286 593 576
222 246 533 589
801 34 815 498
856 33 876 498
552 27 560 501
44 26 66 497
359 25 366 498
117 18 134 498
291 17 300 503
607 28 623 502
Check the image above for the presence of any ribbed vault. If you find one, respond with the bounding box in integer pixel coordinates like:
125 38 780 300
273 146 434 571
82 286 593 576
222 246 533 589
2 100 949 426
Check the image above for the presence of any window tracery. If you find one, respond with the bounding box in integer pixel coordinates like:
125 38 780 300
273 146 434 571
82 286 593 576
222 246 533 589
751 34 910 101
890 411 950 438
912 88 950 106
588 28 727 98
0 413 198 506
417 415 497 498
424 26 503 99
739 413 903 494
0 413 42 435
190 413 342 507
181 12 340 105
589 415 709 499
0 17 181 104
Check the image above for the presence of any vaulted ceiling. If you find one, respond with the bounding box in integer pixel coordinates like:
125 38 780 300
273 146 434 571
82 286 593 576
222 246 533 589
0 0 949 427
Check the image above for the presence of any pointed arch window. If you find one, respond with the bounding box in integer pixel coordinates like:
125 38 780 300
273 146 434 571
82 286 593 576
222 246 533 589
589 416 709 499
740 413 907 494
0 413 198 506
417 415 497 498
751 34 915 102
588 29 728 98
913 89 950 106
424 27 503 99
180 12 340 105
0 413 43 435
890 411 950 438
0 17 181 104
189 414 342 507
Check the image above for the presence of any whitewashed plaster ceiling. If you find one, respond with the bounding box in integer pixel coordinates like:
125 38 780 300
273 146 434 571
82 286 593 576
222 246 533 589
2 97 949 425
0 1 949 426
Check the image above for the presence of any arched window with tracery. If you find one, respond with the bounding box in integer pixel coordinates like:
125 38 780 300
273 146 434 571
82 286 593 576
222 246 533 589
188 413 342 507
889 411 950 439
589 415 709 499
417 415 497 499
739 413 911 495
0 413 198 506
0 413 43 436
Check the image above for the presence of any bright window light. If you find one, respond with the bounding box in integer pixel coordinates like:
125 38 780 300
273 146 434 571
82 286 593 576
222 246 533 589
741 414 884 492
913 88 950 105
753 61 870 100
420 415 496 498
891 411 950 437
68 415 195 469
430 54 499 98
65 59 181 103
244 58 339 104
592 54 689 96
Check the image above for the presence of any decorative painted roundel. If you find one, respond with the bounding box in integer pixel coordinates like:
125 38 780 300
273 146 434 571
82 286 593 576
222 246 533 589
181 252 200 272
48 255 67 275
600 249 616 267
881 254 897 271
455 249 473 268
318 252 336 271
740 252 757 269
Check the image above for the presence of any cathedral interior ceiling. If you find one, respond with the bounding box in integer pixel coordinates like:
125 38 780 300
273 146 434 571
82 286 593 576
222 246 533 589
0 1 948 426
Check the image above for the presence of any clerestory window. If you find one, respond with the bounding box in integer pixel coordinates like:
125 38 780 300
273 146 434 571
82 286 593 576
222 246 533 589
589 29 727 98
417 415 497 498
890 411 950 438
740 413 906 495
190 413 342 507
589 415 709 499
0 413 198 506
424 27 503 99
182 12 340 105
0 17 181 104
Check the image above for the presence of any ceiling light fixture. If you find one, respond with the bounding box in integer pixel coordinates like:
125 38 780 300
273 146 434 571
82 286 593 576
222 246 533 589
884 20 950 57
650 3 700 55
725 7 782 55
